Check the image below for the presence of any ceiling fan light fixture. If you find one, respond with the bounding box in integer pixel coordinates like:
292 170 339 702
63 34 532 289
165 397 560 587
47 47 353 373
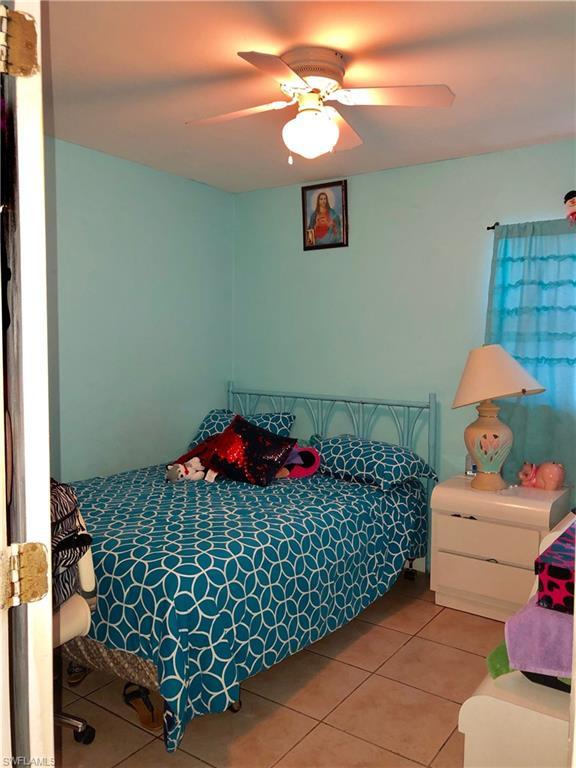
302 75 340 96
281 108 339 159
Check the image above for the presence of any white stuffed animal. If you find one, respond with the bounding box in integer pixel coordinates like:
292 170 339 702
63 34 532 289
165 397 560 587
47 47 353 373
165 456 205 483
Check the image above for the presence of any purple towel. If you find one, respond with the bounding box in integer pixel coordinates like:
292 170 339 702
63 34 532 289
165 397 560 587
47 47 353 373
505 594 573 678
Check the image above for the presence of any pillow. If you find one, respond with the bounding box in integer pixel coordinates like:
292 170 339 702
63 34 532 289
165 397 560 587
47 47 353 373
189 409 295 449
203 415 296 486
315 435 437 491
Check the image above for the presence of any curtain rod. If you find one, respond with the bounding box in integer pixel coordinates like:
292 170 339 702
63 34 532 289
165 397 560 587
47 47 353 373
486 221 500 231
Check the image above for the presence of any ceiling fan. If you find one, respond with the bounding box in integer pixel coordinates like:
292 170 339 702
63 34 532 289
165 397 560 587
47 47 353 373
189 47 455 160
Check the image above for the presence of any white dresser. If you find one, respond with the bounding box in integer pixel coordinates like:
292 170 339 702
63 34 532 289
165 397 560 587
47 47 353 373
459 672 570 768
458 509 574 768
430 475 571 621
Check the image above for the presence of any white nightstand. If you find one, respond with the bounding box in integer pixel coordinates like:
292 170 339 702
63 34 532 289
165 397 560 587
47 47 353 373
430 475 571 621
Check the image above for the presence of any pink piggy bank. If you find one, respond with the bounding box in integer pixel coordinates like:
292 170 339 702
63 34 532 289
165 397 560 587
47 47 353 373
518 462 565 490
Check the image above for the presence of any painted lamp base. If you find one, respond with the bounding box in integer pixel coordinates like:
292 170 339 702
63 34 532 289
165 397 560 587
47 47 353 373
464 399 512 492
471 471 508 491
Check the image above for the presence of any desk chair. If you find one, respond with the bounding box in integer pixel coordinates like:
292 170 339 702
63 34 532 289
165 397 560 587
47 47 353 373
53 546 97 744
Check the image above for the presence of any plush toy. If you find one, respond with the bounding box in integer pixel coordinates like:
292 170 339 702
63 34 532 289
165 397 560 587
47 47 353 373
275 444 321 479
287 446 320 478
564 191 576 225
518 461 565 491
166 456 206 483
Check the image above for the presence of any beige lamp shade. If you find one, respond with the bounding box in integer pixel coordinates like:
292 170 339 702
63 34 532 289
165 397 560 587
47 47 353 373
452 344 545 408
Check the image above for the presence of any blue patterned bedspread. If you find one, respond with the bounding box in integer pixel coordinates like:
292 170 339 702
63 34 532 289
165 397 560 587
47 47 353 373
73 466 427 749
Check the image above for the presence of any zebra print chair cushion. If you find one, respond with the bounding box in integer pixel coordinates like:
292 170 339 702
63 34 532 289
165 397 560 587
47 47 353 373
51 479 92 609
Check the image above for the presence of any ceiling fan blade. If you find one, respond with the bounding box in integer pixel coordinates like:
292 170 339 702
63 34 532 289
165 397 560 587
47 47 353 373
325 108 363 152
188 100 294 125
328 85 455 108
237 51 308 89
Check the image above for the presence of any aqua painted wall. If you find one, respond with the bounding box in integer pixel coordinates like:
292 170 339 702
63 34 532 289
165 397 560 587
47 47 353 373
45 138 235 481
47 139 573 483
233 140 575 481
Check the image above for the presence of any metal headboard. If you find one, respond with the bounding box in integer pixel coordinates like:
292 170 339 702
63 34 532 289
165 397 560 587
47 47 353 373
227 381 439 473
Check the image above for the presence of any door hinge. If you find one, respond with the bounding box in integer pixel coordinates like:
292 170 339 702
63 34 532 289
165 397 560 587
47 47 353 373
0 542 48 609
0 5 39 77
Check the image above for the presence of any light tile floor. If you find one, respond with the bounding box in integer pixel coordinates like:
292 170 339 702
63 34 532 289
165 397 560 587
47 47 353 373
57 575 503 768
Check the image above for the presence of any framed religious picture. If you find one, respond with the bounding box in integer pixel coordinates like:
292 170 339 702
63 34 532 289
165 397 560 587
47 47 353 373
302 180 348 250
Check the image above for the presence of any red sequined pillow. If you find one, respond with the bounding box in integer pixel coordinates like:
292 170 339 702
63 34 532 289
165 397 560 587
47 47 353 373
202 415 296 486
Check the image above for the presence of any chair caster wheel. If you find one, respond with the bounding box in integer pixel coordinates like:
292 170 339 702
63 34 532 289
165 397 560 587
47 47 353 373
73 725 95 744
228 699 242 713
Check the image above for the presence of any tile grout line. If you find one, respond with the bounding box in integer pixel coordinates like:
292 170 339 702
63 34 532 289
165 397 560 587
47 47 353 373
427 725 460 767
319 667 459 760
268 721 323 768
69 702 222 768
239 689 433 768
57 701 155 768
107 740 159 768
404 590 504 658
355 604 445 633
173 740 220 768
320 719 430 767
305 630 412 673
238 687 323 722
316 667 373 723
68 682 322 765
242 637 465 730
309 600 462 766
361 603 489 706
354 606 446 669
413 630 497 659
305 589 478 679
78 693 164 739
63 675 118 698
413 630 501 658
373 631 494 682
373 666 473 706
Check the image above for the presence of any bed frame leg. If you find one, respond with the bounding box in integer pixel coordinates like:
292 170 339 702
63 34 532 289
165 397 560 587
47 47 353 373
228 697 242 714
403 559 416 581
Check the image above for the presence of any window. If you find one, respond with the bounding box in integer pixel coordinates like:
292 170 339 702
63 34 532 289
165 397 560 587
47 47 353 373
485 220 575 490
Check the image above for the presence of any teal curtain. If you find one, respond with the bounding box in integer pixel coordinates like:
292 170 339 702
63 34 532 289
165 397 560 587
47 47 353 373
485 220 576 494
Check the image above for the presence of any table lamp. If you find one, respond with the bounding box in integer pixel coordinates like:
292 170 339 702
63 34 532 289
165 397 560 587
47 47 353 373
452 344 545 491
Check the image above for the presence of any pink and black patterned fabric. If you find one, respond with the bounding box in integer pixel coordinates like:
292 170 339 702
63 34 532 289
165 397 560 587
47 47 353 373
536 521 575 614
202 415 296 486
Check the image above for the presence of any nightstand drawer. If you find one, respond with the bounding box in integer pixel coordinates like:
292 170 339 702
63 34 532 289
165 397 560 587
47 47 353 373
434 551 534 605
435 513 539 568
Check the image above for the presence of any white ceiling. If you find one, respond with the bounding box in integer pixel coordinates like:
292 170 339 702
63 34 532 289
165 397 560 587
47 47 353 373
42 1 576 193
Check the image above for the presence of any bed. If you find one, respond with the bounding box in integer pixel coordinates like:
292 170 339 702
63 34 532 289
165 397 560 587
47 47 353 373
64 384 439 750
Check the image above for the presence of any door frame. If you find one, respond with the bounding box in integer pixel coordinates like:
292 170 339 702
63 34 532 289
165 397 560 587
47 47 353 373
3 0 53 762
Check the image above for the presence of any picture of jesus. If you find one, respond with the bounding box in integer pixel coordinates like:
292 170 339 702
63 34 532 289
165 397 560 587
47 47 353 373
308 190 341 245
302 180 348 250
